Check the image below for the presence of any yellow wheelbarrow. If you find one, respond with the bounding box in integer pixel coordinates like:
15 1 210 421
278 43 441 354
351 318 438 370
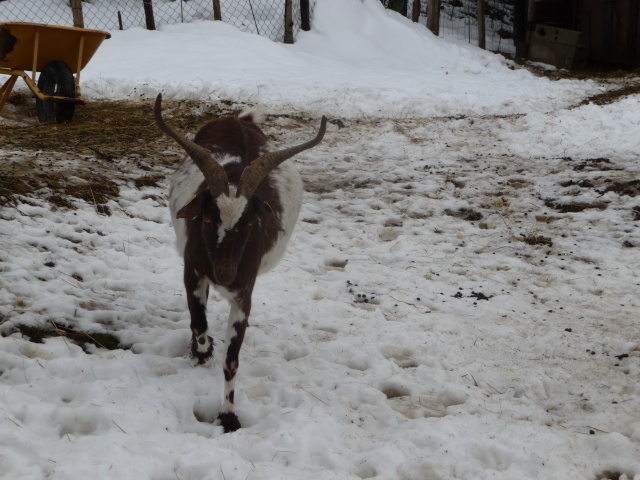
0 22 110 123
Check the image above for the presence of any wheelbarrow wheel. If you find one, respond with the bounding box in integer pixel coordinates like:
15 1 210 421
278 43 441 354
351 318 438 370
36 60 76 124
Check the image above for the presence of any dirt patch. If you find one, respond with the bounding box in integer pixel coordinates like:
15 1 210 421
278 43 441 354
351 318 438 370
572 158 617 172
517 62 640 108
14 321 124 352
303 176 376 195
134 174 166 189
560 179 594 188
581 83 640 106
522 234 553 247
444 207 483 221
507 178 530 189
547 175 640 212
601 180 640 197
535 215 561 223
2 163 120 213
522 61 640 82
559 175 640 199
546 200 608 213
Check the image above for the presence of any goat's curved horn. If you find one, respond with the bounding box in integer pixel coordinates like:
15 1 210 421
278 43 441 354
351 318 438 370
154 94 230 198
238 115 327 199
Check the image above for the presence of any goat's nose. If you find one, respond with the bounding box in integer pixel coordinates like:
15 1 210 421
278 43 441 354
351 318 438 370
216 264 236 285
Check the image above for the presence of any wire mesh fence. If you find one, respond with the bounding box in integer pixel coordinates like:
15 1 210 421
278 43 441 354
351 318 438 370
0 0 315 43
439 0 514 54
380 0 515 55
218 0 309 41
0 0 74 26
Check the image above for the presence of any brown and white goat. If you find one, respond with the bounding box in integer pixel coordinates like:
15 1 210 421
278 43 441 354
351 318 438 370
154 94 326 432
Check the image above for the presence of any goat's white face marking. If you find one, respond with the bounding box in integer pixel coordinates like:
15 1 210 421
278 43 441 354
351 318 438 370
216 154 240 166
216 192 248 244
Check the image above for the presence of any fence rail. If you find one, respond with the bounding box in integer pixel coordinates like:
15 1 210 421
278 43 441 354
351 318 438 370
0 0 316 44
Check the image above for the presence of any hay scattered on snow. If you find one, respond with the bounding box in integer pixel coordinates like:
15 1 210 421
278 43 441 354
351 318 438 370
0 96 242 209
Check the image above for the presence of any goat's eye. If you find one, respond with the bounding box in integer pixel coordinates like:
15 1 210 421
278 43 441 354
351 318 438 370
203 217 212 224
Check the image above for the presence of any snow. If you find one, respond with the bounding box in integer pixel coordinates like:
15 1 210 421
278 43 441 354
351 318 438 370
1 0 640 479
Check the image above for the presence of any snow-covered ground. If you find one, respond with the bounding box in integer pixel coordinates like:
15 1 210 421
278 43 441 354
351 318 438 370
1 0 640 479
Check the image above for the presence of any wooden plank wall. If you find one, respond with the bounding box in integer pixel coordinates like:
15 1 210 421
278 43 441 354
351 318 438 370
580 0 640 67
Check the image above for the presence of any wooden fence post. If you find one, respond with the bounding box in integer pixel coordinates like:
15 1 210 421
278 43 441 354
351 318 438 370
412 0 421 22
300 0 311 31
477 0 485 49
513 0 527 57
143 0 156 30
71 0 84 28
427 0 440 35
627 0 639 67
284 0 294 44
212 0 222 21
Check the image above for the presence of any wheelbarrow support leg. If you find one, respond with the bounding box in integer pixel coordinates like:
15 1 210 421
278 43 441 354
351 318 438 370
0 75 18 113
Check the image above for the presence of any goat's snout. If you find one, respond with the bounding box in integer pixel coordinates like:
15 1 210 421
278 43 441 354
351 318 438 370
215 263 236 286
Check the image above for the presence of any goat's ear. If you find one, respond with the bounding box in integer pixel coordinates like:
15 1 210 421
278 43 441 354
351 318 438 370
238 105 265 124
176 190 207 219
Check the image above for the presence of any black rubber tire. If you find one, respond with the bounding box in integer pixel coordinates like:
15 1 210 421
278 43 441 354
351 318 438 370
36 60 76 124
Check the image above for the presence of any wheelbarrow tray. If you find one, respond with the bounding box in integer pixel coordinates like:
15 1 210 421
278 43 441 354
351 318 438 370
0 22 111 73
0 22 110 122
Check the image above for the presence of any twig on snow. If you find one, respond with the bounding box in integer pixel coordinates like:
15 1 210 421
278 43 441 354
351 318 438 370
112 420 127 434
295 384 328 405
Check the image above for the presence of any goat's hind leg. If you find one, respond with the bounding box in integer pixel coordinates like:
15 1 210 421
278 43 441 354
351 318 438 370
185 273 214 364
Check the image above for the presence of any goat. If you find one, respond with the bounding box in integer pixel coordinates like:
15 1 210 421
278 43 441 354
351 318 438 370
154 94 326 432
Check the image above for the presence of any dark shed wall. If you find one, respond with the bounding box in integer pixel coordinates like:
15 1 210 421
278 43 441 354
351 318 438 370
579 0 640 67
519 0 640 68
533 0 576 27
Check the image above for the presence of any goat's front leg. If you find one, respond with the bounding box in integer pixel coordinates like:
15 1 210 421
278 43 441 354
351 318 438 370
217 298 249 433
184 269 214 364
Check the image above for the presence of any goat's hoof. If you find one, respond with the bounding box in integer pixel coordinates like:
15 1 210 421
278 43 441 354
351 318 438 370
190 335 214 365
218 412 241 433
